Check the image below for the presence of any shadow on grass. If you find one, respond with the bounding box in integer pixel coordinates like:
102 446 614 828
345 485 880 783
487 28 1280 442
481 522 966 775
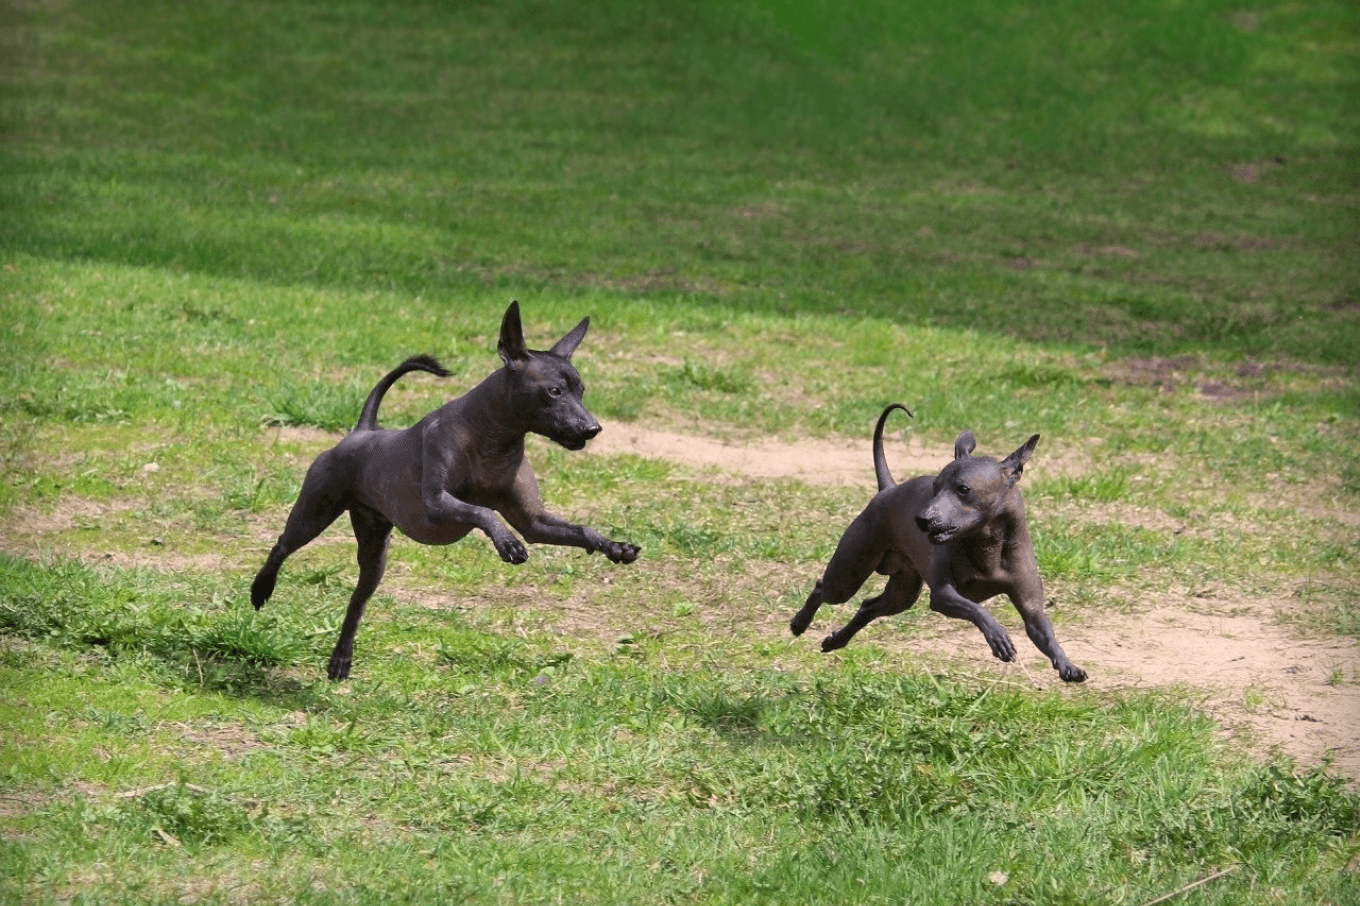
676 691 772 739
0 553 333 710
172 659 330 711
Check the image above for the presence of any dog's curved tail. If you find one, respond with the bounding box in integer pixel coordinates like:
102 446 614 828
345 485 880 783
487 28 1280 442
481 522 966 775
872 403 914 492
354 354 451 432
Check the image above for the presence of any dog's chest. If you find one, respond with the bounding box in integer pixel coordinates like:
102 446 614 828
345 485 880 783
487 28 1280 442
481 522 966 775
951 539 1007 591
447 445 526 498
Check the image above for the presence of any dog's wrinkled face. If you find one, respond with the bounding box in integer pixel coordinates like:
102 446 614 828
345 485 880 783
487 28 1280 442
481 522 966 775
916 458 1002 544
915 433 1039 544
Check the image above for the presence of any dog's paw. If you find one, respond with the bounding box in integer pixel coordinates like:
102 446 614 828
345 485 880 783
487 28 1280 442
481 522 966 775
493 534 529 564
603 540 641 564
985 631 1017 663
820 633 848 652
249 574 275 610
327 652 352 682
1058 662 1088 683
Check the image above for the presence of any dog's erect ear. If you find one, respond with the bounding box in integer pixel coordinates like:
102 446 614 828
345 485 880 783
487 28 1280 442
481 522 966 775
549 317 590 360
1000 434 1040 485
498 301 531 368
954 431 977 461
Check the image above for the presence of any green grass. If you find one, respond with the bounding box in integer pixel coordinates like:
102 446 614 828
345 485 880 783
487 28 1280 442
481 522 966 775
4 1 1358 363
2 0 1359 902
2 555 1358 904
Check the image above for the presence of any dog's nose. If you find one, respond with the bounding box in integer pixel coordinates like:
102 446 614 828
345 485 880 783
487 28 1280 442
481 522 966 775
915 515 934 533
582 423 602 440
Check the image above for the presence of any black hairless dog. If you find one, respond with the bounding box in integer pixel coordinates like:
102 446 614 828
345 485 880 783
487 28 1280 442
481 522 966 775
252 302 640 679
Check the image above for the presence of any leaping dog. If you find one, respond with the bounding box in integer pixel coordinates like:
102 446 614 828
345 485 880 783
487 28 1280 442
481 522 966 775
790 404 1086 682
251 302 640 679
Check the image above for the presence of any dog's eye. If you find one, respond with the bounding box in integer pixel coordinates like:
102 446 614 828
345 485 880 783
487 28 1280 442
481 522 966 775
957 484 971 495
546 386 563 399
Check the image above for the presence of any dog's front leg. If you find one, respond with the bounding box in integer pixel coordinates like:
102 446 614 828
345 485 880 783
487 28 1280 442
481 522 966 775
1012 595 1088 683
519 511 641 560
500 486 639 563
420 445 528 563
494 462 639 563
428 489 528 563
517 511 640 563
926 581 1017 663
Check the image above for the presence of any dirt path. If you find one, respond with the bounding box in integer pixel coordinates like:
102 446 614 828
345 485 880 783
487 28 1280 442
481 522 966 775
591 422 1360 780
589 421 955 487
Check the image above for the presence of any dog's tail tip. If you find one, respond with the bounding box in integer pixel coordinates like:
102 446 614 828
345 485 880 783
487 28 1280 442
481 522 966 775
874 403 913 431
355 354 453 431
406 353 453 378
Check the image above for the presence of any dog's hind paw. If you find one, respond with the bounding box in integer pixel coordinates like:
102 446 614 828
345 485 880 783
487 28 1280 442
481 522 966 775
820 633 848 652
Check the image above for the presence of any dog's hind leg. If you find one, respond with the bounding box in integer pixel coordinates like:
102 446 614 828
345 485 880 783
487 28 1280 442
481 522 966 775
251 462 348 610
790 514 885 638
821 571 924 652
789 579 830 637
327 506 392 681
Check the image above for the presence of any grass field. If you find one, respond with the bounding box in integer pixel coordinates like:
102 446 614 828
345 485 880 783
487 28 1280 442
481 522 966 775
2 1 1359 903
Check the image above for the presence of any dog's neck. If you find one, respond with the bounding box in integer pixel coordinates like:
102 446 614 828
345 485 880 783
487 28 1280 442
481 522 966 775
967 495 1026 550
456 369 531 453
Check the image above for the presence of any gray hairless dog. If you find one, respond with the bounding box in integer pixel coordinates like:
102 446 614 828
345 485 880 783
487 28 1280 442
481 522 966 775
789 404 1086 682
251 301 640 680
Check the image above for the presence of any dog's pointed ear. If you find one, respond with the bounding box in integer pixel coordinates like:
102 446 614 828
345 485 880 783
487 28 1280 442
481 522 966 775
550 317 590 359
498 301 530 368
954 431 977 461
1001 434 1040 485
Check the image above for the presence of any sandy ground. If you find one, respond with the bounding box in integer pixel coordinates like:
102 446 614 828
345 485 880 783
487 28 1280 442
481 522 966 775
591 422 1360 780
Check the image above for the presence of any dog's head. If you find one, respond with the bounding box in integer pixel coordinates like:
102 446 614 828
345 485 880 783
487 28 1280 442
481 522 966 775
497 301 602 450
915 432 1038 544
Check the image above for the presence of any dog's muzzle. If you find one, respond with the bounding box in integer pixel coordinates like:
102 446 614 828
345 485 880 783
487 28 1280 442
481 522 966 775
559 424 601 450
916 515 954 544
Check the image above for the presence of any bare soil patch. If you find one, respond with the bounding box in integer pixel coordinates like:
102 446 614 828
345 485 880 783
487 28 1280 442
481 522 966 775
588 420 1094 486
1067 601 1360 779
589 422 948 486
796 595 1359 779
